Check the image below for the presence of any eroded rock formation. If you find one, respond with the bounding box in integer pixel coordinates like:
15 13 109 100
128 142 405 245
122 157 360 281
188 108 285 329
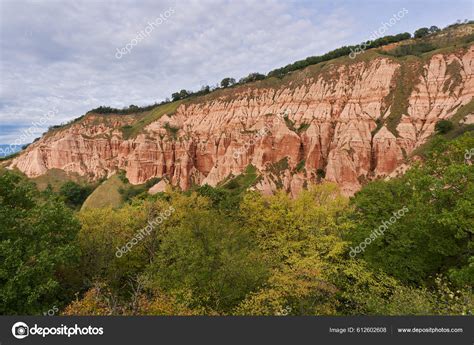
10 45 474 195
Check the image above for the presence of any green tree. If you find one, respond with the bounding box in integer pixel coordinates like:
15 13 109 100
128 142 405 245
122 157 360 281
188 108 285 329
236 184 354 315
147 208 268 314
414 27 430 38
239 73 265 84
171 89 191 101
348 133 474 284
59 181 94 208
0 172 80 314
77 205 150 293
220 77 236 88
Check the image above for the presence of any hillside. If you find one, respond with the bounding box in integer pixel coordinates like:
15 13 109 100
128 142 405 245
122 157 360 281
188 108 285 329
81 174 126 210
1 10 473 322
7 24 474 196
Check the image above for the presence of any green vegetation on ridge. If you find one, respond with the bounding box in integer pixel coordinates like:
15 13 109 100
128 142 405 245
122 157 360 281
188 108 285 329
24 22 473 145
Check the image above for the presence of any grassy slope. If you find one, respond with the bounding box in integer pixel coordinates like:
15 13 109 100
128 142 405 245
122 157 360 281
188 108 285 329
81 174 125 210
120 100 183 139
43 113 137 141
31 168 89 192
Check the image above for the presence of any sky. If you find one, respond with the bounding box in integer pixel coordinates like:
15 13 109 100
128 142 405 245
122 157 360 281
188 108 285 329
0 0 472 144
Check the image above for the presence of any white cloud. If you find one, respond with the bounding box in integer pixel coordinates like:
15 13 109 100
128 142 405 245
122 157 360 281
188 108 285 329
2 0 465 143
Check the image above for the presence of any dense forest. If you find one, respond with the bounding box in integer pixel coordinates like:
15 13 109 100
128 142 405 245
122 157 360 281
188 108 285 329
0 132 472 316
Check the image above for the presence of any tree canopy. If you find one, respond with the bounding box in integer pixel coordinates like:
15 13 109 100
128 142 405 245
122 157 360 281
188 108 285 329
0 172 81 314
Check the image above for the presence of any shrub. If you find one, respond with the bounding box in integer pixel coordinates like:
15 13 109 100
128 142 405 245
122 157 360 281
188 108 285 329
220 77 236 88
145 177 162 189
119 185 147 202
59 181 95 208
163 123 180 139
316 168 326 179
238 73 266 84
435 120 454 134
414 27 430 38
117 170 129 183
384 42 436 57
